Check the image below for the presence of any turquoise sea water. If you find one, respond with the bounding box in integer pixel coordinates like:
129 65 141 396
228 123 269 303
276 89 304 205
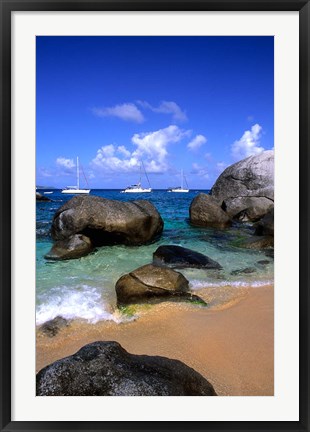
36 189 273 325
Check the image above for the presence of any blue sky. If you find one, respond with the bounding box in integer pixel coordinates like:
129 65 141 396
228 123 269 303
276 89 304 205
36 36 274 189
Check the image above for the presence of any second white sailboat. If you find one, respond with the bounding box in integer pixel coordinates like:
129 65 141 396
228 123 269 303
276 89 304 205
167 169 189 193
61 157 90 194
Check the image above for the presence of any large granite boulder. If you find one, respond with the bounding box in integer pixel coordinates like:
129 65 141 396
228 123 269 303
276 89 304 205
153 245 222 270
36 341 217 396
189 193 231 228
50 195 164 246
44 234 93 260
115 264 205 306
211 150 274 219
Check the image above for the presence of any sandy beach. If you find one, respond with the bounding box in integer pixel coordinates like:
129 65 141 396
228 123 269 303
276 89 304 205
36 284 274 396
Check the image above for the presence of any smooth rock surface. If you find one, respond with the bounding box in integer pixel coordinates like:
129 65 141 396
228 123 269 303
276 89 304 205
50 195 164 246
153 245 222 270
45 234 93 260
224 197 273 221
115 264 205 306
211 150 274 219
189 193 231 228
36 341 217 396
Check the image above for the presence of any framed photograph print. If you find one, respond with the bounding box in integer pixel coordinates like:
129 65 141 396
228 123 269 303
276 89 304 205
1 0 309 431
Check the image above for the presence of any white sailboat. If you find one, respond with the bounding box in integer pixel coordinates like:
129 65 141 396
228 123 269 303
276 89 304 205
61 157 90 194
167 169 189 193
121 162 152 193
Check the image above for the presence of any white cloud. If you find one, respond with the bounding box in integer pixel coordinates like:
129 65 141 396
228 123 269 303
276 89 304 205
137 100 187 122
92 103 144 123
117 145 131 157
92 146 139 172
91 125 189 174
231 124 265 160
187 134 207 151
56 157 75 169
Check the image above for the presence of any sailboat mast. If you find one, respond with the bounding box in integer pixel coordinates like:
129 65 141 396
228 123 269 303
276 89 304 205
77 156 80 190
142 161 151 188
181 169 183 189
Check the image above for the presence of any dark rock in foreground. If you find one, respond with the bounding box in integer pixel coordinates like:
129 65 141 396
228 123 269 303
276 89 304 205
46 196 164 260
36 341 217 396
211 150 274 220
39 316 69 337
45 234 93 260
189 193 231 228
153 245 222 270
115 264 205 306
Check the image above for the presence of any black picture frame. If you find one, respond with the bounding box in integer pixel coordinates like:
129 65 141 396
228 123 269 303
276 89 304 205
1 0 309 431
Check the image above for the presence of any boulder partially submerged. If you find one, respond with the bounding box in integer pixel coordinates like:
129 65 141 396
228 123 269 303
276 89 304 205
189 194 231 228
44 234 93 260
115 264 205 306
46 196 164 260
36 341 217 396
153 245 222 270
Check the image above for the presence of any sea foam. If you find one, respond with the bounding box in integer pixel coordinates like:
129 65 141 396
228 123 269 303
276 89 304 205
189 279 274 290
36 284 128 325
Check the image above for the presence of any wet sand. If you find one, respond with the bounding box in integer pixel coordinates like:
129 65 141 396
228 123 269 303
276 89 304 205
36 285 274 396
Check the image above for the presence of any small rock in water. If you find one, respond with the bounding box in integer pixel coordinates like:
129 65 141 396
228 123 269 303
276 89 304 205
36 192 51 202
264 249 274 259
153 245 222 270
40 316 69 337
44 234 93 260
237 236 274 250
115 264 206 306
36 341 217 396
230 267 256 275
256 260 270 266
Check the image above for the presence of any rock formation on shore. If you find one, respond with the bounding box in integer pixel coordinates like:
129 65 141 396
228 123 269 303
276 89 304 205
211 150 274 221
45 196 164 260
115 264 205 306
36 341 217 396
188 150 274 250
